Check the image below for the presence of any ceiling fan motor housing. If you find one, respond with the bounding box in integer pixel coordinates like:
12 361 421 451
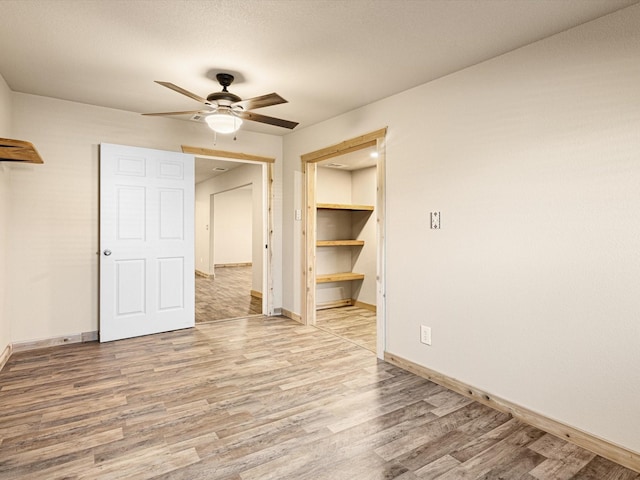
207 73 242 105
206 91 242 105
216 73 235 89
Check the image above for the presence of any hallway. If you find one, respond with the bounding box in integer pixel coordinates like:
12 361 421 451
195 266 262 323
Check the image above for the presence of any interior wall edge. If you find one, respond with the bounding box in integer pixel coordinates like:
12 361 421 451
0 74 12 362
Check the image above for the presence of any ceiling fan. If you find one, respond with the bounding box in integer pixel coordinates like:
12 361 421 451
142 73 299 133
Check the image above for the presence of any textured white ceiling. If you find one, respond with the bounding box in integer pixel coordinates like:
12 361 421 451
194 157 243 184
0 0 636 135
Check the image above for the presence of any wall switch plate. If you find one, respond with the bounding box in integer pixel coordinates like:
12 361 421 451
430 212 441 229
295 209 302 221
420 325 432 345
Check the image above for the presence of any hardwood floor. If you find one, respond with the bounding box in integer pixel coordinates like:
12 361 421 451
0 316 638 479
316 306 376 353
196 266 262 323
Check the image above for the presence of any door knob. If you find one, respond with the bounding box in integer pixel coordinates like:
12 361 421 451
103 249 112 256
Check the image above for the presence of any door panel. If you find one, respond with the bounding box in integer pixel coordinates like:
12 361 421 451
117 186 146 240
159 189 184 239
116 259 146 315
100 143 194 342
158 257 184 310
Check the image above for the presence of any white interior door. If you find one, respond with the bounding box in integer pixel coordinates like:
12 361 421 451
100 143 195 342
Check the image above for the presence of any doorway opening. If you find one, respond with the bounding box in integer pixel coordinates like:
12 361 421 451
301 128 387 357
184 145 275 323
196 184 261 322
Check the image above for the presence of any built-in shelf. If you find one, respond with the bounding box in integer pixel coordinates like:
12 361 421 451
316 240 365 247
0 138 44 164
315 203 373 289
316 203 374 211
316 272 365 283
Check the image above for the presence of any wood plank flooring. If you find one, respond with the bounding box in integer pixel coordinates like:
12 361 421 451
316 306 376 353
195 266 262 323
0 316 638 479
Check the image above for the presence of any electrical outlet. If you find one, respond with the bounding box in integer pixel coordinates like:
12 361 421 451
420 325 432 345
295 209 302 221
430 212 441 229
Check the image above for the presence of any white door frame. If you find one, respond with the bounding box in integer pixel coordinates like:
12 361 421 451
182 145 275 316
301 128 387 358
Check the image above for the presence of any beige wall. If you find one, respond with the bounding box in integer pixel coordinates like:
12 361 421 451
0 74 12 356
317 167 352 204
283 5 640 453
7 92 282 343
213 187 253 265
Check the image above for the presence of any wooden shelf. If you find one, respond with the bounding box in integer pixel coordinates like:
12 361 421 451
0 138 44 164
316 272 365 283
317 203 374 211
317 240 365 247
315 203 371 300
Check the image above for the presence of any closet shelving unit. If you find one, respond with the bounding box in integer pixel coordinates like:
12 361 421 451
315 202 373 291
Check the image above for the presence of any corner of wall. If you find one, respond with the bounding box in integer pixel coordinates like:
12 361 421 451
0 72 13 366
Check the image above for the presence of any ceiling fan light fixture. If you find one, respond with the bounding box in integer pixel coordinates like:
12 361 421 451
205 113 243 134
144 75 298 130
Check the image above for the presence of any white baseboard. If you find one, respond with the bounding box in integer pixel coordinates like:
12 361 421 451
384 352 640 474
195 269 209 278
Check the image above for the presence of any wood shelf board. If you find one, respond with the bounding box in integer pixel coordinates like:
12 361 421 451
316 272 365 283
0 138 44 164
317 203 374 211
317 240 365 247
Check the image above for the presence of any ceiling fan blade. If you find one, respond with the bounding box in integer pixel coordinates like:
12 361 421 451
142 110 206 117
237 111 299 129
232 93 287 111
155 81 208 104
